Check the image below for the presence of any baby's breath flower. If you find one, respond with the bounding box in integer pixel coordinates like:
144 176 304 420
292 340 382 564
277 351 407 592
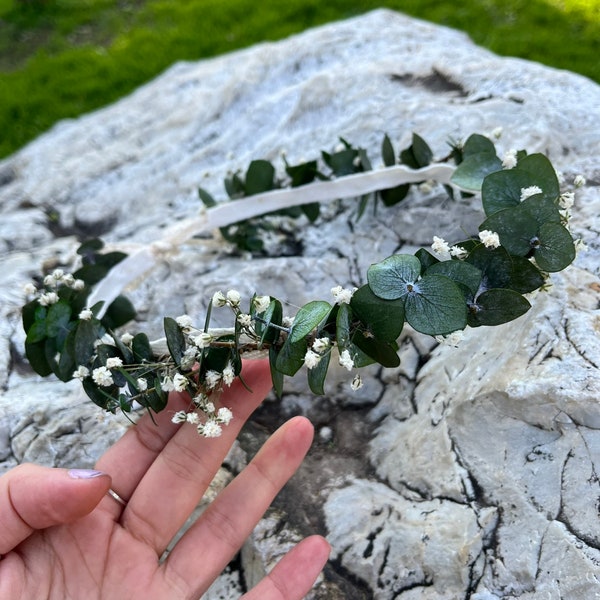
312 337 330 353
171 410 187 424
491 126 503 139
73 365 90 380
331 285 354 305
175 314 193 329
92 366 114 387
217 407 233 425
418 180 434 194
62 273 75 287
212 291 227 307
51 269 64 281
431 236 450 258
339 349 354 371
479 230 501 248
39 292 59 306
253 295 271 314
205 370 222 389
106 357 123 369
226 289 241 306
435 330 464 347
350 374 363 391
186 412 200 425
559 192 575 210
237 313 253 327
449 245 468 259
43 275 55 287
193 332 213 349
282 316 294 327
222 362 235 386
520 185 542 201
574 238 588 254
120 332 134 345
136 378 148 391
574 175 586 188
79 309 93 321
23 282 37 296
73 279 85 291
502 149 517 170
173 373 188 392
201 420 223 438
205 401 216 413
180 347 198 370
161 376 175 392
304 349 322 369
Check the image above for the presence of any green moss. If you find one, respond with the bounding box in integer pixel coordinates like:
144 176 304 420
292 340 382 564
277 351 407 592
0 0 598 158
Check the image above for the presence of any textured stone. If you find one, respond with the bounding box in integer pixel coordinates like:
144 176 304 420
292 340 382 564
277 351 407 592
1 8 599 598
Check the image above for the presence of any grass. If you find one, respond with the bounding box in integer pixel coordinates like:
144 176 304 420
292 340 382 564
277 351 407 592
0 0 598 159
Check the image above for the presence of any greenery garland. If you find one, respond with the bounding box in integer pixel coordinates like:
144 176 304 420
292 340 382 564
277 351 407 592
21 131 584 437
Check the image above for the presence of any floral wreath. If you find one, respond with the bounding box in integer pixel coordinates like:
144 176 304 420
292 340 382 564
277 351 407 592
21 131 585 437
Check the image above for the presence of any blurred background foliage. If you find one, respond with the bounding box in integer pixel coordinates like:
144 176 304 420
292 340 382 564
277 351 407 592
0 0 598 159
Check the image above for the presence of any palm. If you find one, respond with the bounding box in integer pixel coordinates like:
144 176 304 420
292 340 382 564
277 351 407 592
0 361 329 600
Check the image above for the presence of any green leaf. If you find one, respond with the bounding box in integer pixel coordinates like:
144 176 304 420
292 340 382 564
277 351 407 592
451 152 502 191
102 295 136 330
307 351 331 395
335 303 352 349
275 337 307 376
350 285 404 343
514 153 560 200
468 289 531 326
379 184 409 207
400 133 433 169
289 301 332 343
82 378 118 410
301 203 320 222
146 382 168 412
164 317 186 367
286 159 320 187
481 168 535 215
415 248 439 272
26 320 47 344
46 301 71 338
198 186 217 208
382 134 396 167
25 340 52 376
367 254 421 300
269 345 284 398
404 275 467 335
351 332 400 368
462 133 497 157
425 260 482 297
535 222 576 272
74 319 99 366
56 327 77 381
255 298 283 346
132 333 153 362
245 159 276 195
22 299 41 333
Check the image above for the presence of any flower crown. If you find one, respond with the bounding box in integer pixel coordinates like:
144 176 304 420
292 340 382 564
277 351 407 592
21 131 585 437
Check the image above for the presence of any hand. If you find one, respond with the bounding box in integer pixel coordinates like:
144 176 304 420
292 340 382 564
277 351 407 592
0 359 329 599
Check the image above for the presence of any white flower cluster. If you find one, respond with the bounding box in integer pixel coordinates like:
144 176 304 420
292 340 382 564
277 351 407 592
331 285 355 305
24 269 85 306
431 237 468 260
520 186 543 202
171 405 234 438
478 230 501 248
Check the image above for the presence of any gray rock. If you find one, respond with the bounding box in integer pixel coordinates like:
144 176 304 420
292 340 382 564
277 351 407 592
1 7 599 598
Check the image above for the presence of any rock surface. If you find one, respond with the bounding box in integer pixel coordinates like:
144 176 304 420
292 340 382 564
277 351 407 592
1 8 600 598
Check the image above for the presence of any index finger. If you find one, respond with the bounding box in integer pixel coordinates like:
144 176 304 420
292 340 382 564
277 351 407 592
95 359 272 518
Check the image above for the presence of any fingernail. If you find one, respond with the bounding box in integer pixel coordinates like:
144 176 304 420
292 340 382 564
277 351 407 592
68 469 106 479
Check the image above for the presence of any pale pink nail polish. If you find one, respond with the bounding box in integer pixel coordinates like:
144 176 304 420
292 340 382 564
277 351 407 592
68 469 105 479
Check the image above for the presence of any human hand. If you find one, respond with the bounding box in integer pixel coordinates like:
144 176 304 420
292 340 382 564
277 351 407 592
0 359 330 599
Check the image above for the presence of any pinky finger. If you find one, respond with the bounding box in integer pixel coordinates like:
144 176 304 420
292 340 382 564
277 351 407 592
242 535 330 600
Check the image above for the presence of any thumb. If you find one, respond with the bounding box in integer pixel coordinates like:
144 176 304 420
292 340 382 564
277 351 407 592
0 463 111 554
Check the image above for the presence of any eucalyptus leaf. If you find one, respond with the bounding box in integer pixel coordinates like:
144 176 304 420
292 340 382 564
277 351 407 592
245 160 276 195
425 260 482 297
451 152 502 192
25 340 52 376
289 301 331 343
275 337 307 376
404 275 467 335
367 254 421 300
75 319 99 366
132 333 153 362
335 304 352 349
164 317 186 367
462 133 497 157
269 345 284 398
102 295 136 330
351 332 400 368
381 134 396 167
26 320 47 344
46 301 72 338
468 289 531 326
535 222 576 272
350 285 404 343
255 298 283 346
307 351 331 395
